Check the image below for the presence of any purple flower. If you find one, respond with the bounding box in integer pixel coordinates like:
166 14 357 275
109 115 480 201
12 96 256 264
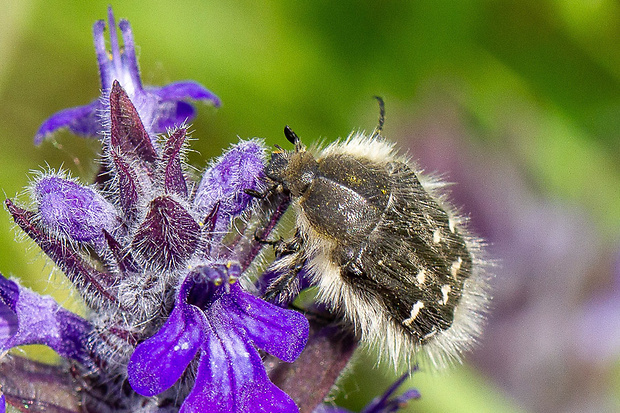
359 373 420 413
128 262 308 413
313 373 420 413
5 198 120 307
195 140 266 237
0 275 92 365
34 6 220 145
7 78 312 411
0 6 390 413
35 175 118 244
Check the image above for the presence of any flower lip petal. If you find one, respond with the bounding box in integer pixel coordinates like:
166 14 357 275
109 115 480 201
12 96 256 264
128 301 205 396
226 285 309 363
136 263 306 411
155 101 196 132
149 81 222 107
34 102 100 145
181 311 299 413
0 276 92 364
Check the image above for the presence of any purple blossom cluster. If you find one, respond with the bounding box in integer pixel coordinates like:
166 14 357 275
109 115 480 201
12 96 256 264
34 7 220 145
0 6 418 413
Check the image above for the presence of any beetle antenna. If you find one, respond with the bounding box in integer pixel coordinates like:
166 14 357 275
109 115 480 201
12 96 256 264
284 125 303 152
372 96 385 137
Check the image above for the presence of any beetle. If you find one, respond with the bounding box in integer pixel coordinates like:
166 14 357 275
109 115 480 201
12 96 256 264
252 106 488 369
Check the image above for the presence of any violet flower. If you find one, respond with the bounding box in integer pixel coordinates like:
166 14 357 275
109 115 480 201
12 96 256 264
0 275 92 366
128 262 308 412
358 373 420 413
313 373 420 413
194 140 266 238
34 6 220 145
0 7 393 413
34 175 118 245
3 78 310 411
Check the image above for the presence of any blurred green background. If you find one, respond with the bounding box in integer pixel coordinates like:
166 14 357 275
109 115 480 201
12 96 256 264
1 1 619 412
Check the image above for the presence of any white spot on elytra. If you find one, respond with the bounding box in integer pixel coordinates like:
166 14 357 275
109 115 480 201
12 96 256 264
450 257 462 279
416 269 426 284
433 229 441 244
402 301 425 327
440 284 451 305
423 328 438 340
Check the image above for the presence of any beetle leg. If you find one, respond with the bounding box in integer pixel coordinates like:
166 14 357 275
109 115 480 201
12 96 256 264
263 231 306 302
263 253 307 303
243 183 278 200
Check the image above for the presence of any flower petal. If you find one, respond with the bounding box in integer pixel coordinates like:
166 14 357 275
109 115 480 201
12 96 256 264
312 373 420 413
155 101 197 131
0 274 18 311
94 7 142 96
0 302 18 349
360 373 420 413
149 81 221 106
226 285 308 363
181 309 298 413
35 7 220 145
194 140 265 236
106 6 123 82
127 301 204 396
34 102 100 145
35 176 117 243
118 17 142 91
93 18 111 90
0 276 92 364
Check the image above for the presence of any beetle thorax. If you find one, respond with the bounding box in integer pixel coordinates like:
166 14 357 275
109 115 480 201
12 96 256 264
279 150 318 197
